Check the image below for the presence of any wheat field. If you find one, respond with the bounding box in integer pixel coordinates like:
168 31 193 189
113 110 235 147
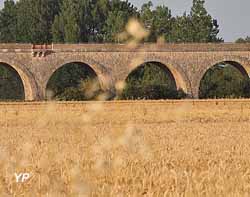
0 100 250 196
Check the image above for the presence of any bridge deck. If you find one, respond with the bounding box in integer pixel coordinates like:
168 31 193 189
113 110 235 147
0 43 249 52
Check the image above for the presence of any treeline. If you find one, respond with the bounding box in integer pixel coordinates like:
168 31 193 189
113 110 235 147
235 36 250 43
0 0 223 43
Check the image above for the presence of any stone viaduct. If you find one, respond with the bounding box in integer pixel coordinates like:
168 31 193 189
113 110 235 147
0 43 250 101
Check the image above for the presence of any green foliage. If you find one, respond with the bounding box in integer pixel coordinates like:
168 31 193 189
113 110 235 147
120 62 187 100
52 0 83 43
52 0 137 43
235 36 250 43
0 63 24 100
52 0 110 43
153 6 173 42
103 11 127 42
89 0 109 42
46 63 102 101
199 64 250 99
103 0 137 42
15 0 61 43
0 0 17 42
170 0 222 42
169 13 193 42
55 87 85 101
139 0 222 43
0 0 223 44
52 15 64 43
140 2 172 42
190 0 222 42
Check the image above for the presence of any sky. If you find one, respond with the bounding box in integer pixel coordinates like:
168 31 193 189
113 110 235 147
0 0 249 42
129 0 250 42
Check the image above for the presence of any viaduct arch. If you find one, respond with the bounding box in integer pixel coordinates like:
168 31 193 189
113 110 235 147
193 58 250 98
125 57 189 94
0 58 38 101
0 43 249 100
44 59 114 99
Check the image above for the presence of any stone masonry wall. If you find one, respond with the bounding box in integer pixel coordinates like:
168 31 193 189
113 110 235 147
0 43 249 100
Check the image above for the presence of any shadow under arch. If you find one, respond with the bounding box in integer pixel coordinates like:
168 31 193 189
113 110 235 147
129 61 177 87
45 61 104 100
127 59 188 94
121 61 187 99
223 61 249 77
44 58 115 98
0 61 37 101
198 60 250 99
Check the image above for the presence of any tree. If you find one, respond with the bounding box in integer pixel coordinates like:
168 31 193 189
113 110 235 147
16 0 61 43
190 0 222 42
140 2 153 28
0 0 17 42
53 0 110 43
52 0 82 43
152 5 173 42
140 1 154 41
120 62 186 100
170 0 222 43
46 63 102 101
235 36 250 43
52 15 64 43
243 36 250 42
169 13 194 42
199 64 250 99
0 0 224 44
103 11 127 42
88 0 110 42
62 1 81 43
103 0 138 42
140 2 173 42
0 63 24 100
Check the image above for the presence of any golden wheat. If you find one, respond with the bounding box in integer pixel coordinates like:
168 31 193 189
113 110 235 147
0 100 250 196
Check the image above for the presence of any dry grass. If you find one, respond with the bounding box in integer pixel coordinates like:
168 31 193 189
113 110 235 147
0 100 250 196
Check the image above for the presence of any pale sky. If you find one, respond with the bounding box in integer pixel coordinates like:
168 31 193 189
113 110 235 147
0 0 249 42
129 0 250 42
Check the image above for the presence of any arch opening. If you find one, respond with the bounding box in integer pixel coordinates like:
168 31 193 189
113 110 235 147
199 61 250 99
119 61 187 100
0 62 25 101
46 62 104 101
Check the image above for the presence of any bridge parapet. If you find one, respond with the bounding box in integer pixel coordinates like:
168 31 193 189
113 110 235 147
0 43 249 53
52 43 250 52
